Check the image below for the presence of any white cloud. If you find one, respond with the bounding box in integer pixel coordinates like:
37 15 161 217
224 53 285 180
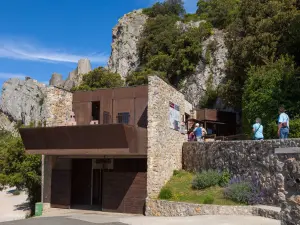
0 38 108 64
0 72 26 79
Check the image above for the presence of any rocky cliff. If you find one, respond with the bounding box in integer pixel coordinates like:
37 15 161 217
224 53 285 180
182 29 227 106
49 58 92 90
1 78 47 125
108 11 227 107
0 78 73 133
108 10 148 78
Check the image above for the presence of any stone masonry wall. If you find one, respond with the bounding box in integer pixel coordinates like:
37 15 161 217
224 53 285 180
42 86 73 127
183 140 300 206
147 76 187 198
146 199 280 219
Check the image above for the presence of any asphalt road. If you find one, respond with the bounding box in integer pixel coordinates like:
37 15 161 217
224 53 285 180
0 215 280 225
0 217 127 225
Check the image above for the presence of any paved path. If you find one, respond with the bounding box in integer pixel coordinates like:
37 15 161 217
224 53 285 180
0 214 280 225
0 187 29 222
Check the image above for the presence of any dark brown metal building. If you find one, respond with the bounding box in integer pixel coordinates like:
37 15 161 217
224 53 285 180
19 86 148 214
189 108 237 136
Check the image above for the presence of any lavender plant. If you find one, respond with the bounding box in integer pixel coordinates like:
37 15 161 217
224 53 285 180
224 174 264 205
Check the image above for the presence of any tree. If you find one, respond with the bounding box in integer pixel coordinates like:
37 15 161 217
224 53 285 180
242 56 300 138
143 0 185 18
222 0 300 108
135 13 212 87
197 0 240 29
73 67 124 91
126 69 167 86
0 132 41 215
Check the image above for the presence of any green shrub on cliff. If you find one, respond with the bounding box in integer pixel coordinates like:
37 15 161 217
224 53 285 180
130 7 212 87
72 67 124 91
143 0 185 18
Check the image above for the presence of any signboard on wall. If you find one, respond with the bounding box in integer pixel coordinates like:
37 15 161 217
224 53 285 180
169 101 180 131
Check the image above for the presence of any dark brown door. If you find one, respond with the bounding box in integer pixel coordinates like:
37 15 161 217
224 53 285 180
71 159 92 205
102 159 147 214
92 169 102 206
51 170 72 208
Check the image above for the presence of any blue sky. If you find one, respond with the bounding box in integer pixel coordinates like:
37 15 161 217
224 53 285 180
0 0 197 87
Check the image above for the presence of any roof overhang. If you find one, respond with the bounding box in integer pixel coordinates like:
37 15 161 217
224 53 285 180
19 124 147 156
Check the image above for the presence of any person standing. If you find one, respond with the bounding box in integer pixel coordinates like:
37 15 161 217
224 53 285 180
252 118 264 140
278 106 290 139
193 123 203 142
200 123 207 140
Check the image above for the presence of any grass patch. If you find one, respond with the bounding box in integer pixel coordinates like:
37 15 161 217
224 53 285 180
161 170 244 205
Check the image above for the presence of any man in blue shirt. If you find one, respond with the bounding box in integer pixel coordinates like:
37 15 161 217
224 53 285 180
193 123 202 142
278 106 289 139
253 118 264 140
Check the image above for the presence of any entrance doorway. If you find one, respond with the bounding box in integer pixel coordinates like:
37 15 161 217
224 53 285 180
71 159 92 207
92 101 100 123
92 169 102 207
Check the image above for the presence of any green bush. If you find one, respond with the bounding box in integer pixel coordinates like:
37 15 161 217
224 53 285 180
223 182 251 204
192 170 221 190
72 67 123 91
143 0 185 18
203 195 214 204
159 187 173 200
289 117 300 138
219 170 231 187
242 56 300 139
173 169 187 178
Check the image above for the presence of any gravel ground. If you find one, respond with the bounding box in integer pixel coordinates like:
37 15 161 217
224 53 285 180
0 187 29 223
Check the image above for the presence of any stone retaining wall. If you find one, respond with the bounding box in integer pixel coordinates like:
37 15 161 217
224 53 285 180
183 140 300 205
146 199 280 220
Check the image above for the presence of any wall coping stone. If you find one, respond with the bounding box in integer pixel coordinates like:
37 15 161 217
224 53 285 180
146 198 280 220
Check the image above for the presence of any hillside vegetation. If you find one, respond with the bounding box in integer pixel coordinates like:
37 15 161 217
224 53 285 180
126 0 300 138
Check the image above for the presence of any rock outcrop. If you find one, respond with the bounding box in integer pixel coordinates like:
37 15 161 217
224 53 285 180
49 59 92 90
107 11 227 106
0 78 47 125
182 29 227 107
0 77 73 131
108 10 148 78
0 112 17 135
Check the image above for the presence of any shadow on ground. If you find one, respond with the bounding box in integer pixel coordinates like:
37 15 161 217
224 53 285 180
14 202 30 212
0 217 128 225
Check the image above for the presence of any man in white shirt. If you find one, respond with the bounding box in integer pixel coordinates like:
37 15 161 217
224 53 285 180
278 106 290 139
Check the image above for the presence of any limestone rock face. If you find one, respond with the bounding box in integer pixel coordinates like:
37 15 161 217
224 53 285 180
108 10 148 78
0 112 17 135
49 59 92 90
66 58 92 87
107 12 227 106
182 29 227 107
176 20 207 32
0 78 46 125
49 73 64 86
0 77 73 132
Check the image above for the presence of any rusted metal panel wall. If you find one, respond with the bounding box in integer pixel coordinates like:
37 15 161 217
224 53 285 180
134 98 148 128
72 86 148 127
20 124 147 155
73 102 91 125
102 172 146 214
113 99 135 125
102 158 147 214
51 158 72 209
